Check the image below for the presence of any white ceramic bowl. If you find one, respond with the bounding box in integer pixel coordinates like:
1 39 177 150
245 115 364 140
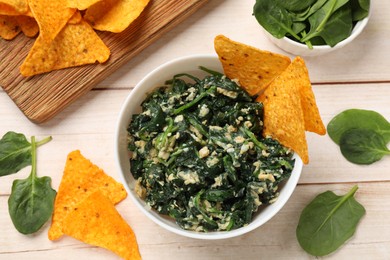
264 15 370 57
115 55 303 239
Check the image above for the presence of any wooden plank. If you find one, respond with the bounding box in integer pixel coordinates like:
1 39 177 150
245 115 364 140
0 0 209 124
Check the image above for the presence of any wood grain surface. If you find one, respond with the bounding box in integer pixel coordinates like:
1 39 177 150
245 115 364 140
0 0 208 124
1 1 390 259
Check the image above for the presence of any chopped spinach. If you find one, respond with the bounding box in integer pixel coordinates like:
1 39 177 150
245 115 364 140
296 185 365 256
127 69 295 232
253 0 370 48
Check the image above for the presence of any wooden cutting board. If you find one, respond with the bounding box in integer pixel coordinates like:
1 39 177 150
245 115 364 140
0 0 208 124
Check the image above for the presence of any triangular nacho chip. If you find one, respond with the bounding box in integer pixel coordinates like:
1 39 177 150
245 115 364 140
257 63 309 164
67 10 82 24
0 3 21 15
214 35 291 96
0 15 20 40
20 19 110 76
84 0 150 33
0 0 28 14
67 0 102 10
28 0 75 42
48 150 127 241
291 57 326 135
62 191 141 260
15 15 38 37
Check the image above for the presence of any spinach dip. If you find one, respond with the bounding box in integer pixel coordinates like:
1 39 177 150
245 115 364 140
127 68 295 232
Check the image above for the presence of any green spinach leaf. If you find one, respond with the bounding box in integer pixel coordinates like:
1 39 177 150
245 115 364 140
327 109 390 144
8 136 56 234
350 0 370 21
0 132 52 177
0 132 31 177
276 0 317 12
253 0 300 40
310 5 353 47
340 128 390 165
254 0 370 48
296 185 365 256
292 22 307 35
300 0 351 44
292 0 328 22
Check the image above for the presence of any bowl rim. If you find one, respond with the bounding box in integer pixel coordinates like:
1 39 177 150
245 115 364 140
114 54 303 240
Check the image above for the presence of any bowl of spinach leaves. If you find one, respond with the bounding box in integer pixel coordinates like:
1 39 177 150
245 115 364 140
253 0 370 56
115 55 303 239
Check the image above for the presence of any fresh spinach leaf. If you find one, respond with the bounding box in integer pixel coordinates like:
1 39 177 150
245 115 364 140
254 0 370 48
0 132 31 177
310 5 353 47
355 0 370 11
340 128 390 165
350 0 370 21
0 131 52 177
253 0 300 40
292 0 328 22
327 109 390 144
292 22 307 35
308 36 327 45
300 0 351 44
296 185 365 256
8 136 56 234
276 0 317 12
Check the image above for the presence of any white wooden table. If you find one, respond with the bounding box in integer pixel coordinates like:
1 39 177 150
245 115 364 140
1 1 390 259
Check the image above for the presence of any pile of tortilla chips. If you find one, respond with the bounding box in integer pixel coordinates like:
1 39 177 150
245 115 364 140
215 35 326 164
0 0 150 76
49 150 141 260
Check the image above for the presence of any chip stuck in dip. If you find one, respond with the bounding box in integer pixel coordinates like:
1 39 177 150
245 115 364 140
214 34 291 96
215 35 325 164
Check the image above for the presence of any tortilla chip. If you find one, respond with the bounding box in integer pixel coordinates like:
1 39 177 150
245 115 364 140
0 0 28 14
0 3 21 15
48 150 127 241
290 57 326 135
67 0 102 10
28 0 75 41
67 10 82 24
257 63 309 164
15 15 38 37
84 0 150 33
20 19 110 76
62 191 141 260
0 15 20 40
214 35 291 96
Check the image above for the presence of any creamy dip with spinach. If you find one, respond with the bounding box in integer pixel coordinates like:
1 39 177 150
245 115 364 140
127 68 294 232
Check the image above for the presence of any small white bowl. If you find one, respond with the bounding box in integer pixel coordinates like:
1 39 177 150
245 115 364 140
264 15 370 57
115 55 303 239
